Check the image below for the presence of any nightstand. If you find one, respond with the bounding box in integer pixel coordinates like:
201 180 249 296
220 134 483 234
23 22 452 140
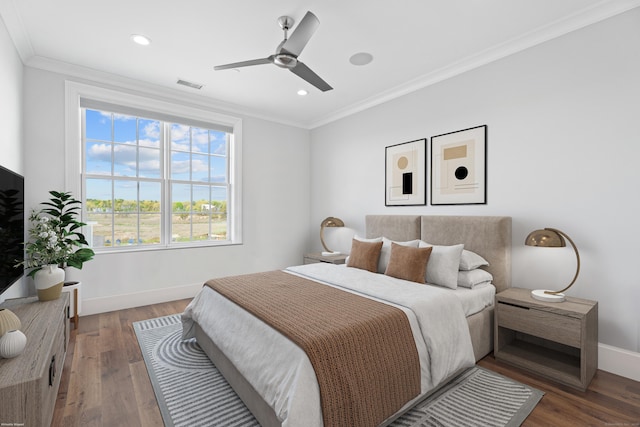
303 252 348 265
494 287 598 391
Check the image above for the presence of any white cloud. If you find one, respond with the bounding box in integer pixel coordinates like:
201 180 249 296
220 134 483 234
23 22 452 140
88 143 160 175
142 121 160 139
100 111 136 122
191 158 209 173
171 159 190 175
192 128 209 152
139 160 161 173
171 124 190 142
88 143 112 162
139 138 160 148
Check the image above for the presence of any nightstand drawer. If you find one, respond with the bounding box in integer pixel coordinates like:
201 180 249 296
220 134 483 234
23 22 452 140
497 302 581 347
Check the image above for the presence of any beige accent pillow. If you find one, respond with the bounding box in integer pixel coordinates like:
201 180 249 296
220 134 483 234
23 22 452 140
378 237 421 273
347 239 383 272
384 243 433 284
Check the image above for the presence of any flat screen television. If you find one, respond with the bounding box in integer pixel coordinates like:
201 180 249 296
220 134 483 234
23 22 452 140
0 165 24 296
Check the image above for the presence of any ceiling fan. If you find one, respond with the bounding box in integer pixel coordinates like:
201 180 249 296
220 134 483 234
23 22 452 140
214 11 333 92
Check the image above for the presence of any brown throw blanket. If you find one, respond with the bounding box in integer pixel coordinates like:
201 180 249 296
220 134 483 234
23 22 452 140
205 270 420 427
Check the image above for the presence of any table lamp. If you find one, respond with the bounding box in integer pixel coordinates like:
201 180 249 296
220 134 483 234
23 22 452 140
320 217 344 255
525 227 580 302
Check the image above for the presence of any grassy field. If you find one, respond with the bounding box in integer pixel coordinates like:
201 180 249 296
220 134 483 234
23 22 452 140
87 212 227 246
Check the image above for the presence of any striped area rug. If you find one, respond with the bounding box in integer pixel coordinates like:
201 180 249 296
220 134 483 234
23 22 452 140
134 314 543 427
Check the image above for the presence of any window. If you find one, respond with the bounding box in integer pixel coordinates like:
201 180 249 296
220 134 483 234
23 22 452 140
65 82 242 252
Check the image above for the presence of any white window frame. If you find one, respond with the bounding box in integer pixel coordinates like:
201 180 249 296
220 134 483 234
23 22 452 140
64 81 243 251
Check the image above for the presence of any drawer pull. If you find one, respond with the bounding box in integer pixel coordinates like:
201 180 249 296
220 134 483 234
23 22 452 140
49 355 56 386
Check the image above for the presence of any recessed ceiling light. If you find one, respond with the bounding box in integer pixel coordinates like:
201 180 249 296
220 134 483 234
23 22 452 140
297 89 308 96
131 34 151 46
349 52 373 66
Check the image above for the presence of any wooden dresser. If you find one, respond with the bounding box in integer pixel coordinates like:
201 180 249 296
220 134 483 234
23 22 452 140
0 294 70 426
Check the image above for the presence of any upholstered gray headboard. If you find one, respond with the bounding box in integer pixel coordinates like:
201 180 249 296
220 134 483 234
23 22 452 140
365 215 512 292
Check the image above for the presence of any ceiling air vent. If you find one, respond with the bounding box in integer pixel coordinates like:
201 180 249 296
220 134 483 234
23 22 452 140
177 79 203 90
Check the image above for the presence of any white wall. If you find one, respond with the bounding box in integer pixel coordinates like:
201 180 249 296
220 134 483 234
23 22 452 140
310 9 640 355
0 14 26 302
22 66 311 311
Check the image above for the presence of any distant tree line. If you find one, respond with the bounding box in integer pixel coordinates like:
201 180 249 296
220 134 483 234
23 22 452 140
86 199 227 214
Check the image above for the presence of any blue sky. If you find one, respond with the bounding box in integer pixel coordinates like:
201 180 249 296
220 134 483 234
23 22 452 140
85 109 228 205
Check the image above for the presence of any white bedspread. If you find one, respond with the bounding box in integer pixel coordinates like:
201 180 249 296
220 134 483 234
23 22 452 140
449 282 495 317
182 263 475 427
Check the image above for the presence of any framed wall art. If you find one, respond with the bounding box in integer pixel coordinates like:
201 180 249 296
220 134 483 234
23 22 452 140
431 125 487 205
385 138 426 206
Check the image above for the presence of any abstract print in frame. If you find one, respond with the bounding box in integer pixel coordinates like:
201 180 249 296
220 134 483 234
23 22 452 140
385 139 426 206
431 125 487 205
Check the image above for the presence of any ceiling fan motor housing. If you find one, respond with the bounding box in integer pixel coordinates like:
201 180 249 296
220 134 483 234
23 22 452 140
274 53 297 68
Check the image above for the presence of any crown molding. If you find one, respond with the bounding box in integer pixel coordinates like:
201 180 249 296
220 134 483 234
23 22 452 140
25 55 308 129
309 0 640 129
0 0 34 61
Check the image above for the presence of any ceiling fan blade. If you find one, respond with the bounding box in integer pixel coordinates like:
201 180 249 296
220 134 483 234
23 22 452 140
290 61 332 92
214 57 273 71
281 11 319 56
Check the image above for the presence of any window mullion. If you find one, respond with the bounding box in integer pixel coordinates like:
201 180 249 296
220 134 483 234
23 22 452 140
136 118 140 245
162 122 171 247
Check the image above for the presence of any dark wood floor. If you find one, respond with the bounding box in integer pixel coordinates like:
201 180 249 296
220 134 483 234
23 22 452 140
54 300 640 426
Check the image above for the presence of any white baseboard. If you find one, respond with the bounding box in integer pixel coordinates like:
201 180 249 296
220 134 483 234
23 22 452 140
82 283 202 316
598 343 640 382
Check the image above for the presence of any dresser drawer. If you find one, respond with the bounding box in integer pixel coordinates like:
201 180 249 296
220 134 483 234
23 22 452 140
40 316 66 425
497 301 581 347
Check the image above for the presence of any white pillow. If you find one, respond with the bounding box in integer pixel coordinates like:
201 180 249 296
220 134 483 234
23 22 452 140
378 237 420 273
418 242 464 289
353 235 383 243
459 250 489 271
457 269 493 288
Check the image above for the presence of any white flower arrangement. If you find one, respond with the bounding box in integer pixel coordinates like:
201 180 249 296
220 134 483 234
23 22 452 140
21 210 72 271
17 191 95 277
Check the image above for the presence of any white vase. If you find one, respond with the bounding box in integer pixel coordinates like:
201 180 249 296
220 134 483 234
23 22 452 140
34 264 65 301
0 329 27 358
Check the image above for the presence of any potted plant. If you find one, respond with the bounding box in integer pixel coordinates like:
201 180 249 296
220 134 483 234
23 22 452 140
18 191 95 300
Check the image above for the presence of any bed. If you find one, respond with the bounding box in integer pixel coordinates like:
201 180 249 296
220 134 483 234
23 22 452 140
182 215 511 427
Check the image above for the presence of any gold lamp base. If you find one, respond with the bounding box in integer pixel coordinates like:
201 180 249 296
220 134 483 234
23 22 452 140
525 227 580 304
320 217 344 253
531 289 566 303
